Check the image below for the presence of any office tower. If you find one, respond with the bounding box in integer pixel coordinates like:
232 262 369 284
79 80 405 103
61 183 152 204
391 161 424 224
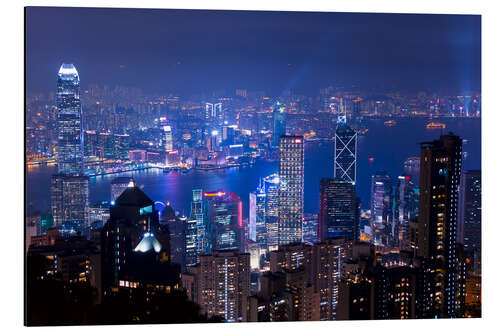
370 172 393 246
278 136 304 245
334 111 357 184
185 217 199 267
189 189 209 257
205 191 244 252
249 193 257 242
394 175 419 249
51 175 89 232
101 185 172 295
253 181 267 250
56 63 83 176
163 125 173 152
458 170 481 273
110 176 135 202
272 102 286 148
198 250 250 322
302 213 319 244
205 102 223 124
312 238 346 320
206 129 221 153
418 134 463 318
264 173 280 251
318 178 358 242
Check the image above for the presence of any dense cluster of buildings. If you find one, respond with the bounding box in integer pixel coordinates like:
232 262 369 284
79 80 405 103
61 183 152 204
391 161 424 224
26 64 481 324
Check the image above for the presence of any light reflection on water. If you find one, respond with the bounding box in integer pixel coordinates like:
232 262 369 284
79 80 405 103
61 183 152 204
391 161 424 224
26 117 481 216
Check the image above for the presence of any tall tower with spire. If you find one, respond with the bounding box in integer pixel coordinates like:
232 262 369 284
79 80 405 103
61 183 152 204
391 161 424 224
56 63 83 176
334 98 357 185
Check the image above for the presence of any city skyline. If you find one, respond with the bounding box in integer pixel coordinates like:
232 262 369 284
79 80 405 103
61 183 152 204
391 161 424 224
25 7 481 326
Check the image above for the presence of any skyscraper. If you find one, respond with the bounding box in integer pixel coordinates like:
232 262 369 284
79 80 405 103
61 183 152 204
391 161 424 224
318 178 358 242
272 102 286 148
190 189 209 257
51 63 89 235
370 172 393 246
51 175 89 232
418 134 463 318
394 175 419 249
197 250 250 322
56 63 83 176
263 173 280 251
458 170 481 273
278 136 304 245
253 181 267 251
163 125 173 152
205 102 223 124
334 110 357 184
312 238 346 320
205 191 244 252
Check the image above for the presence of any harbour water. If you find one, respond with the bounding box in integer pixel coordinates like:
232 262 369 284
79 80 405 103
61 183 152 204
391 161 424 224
26 117 481 217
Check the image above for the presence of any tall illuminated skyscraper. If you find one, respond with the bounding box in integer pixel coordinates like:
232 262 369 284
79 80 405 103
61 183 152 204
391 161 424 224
51 63 89 233
458 170 481 273
278 135 304 245
394 175 419 249
205 191 244 252
197 250 250 322
263 173 280 251
272 102 286 148
205 102 223 124
163 125 173 152
418 134 463 318
370 171 393 246
334 105 357 184
56 63 83 176
253 181 267 250
51 175 89 231
190 189 209 256
318 178 358 242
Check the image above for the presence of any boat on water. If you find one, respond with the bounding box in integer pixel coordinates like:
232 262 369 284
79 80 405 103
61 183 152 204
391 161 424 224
384 120 397 127
426 122 446 130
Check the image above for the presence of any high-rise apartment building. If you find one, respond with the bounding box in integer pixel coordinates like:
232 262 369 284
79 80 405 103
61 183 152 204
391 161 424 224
312 238 346 320
198 250 250 322
458 170 481 270
278 136 304 245
418 134 463 318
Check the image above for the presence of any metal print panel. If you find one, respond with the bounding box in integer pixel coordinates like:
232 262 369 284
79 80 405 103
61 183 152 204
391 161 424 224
25 6 481 325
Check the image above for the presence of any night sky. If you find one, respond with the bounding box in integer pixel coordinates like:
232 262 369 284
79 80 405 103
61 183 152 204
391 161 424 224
26 7 481 95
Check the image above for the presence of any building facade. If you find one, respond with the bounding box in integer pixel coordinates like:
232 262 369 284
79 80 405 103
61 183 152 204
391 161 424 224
56 63 84 176
278 136 304 245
